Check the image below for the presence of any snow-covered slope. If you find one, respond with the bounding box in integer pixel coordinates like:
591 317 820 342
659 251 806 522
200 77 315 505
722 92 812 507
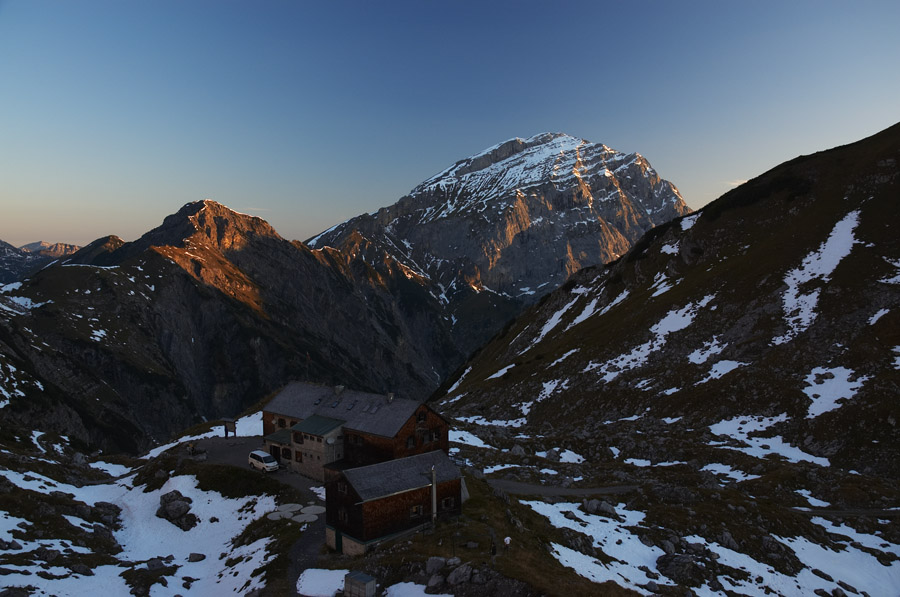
438 122 900 594
0 413 305 596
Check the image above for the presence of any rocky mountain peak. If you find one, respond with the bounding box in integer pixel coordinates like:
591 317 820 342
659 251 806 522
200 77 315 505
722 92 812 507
309 133 690 325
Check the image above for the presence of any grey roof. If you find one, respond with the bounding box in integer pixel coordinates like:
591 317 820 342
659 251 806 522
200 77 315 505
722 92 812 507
291 414 344 436
342 450 460 503
265 382 422 438
263 429 292 445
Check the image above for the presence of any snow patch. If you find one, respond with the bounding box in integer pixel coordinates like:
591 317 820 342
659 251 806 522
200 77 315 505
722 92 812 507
772 210 860 345
449 429 495 449
696 360 746 384
486 364 515 380
709 415 829 466
687 336 725 364
802 366 868 418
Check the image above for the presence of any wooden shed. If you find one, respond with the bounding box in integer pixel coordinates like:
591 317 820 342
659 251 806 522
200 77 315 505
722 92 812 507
325 450 462 555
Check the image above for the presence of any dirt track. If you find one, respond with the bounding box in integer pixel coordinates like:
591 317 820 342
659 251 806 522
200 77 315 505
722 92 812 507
487 478 639 497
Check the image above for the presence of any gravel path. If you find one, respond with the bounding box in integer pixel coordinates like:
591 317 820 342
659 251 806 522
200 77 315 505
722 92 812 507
487 478 638 497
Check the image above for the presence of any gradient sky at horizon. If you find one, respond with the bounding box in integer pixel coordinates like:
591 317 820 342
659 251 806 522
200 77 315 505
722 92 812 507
1 0 898 247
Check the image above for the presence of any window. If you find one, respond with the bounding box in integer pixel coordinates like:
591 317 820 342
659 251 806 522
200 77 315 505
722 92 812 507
417 411 427 423
295 452 302 463
432 429 441 442
317 437 322 443
294 433 303 444
410 505 424 518
338 482 347 494
281 447 291 459
406 436 415 450
277 418 286 428
441 496 455 510
338 507 348 523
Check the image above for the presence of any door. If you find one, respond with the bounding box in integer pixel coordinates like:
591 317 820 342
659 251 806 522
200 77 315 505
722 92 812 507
269 445 280 462
335 531 343 553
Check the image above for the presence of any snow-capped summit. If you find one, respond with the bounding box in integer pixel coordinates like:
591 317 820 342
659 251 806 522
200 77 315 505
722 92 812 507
308 133 690 352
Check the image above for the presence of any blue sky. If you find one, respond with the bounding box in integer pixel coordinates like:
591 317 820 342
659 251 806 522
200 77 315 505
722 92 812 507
1 0 898 247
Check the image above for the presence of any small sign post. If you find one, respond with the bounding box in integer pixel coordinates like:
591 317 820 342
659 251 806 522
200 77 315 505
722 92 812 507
222 418 236 438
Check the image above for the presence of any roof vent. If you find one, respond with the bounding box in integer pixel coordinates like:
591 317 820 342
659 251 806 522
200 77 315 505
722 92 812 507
346 401 357 411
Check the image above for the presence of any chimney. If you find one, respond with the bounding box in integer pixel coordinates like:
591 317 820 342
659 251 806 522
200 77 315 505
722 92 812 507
386 392 394 403
333 385 345 396
431 464 437 526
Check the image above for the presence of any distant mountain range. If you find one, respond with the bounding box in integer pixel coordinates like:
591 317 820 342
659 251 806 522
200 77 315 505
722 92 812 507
0 240 80 284
0 133 684 452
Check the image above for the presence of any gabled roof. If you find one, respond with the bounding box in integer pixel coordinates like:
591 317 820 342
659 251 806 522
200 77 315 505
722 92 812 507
342 450 460 503
292 414 344 436
264 382 424 438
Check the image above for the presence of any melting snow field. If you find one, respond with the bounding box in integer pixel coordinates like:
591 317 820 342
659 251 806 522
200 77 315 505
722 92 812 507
0 469 277 595
585 295 715 383
772 210 859 345
802 366 868 418
525 497 900 596
523 500 671 595
709 415 829 466
685 516 900 597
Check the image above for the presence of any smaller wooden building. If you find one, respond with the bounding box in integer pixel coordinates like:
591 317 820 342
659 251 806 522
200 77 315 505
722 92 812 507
325 450 463 555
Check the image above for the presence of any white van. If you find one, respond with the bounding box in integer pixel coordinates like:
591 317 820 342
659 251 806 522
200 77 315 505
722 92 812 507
249 450 279 472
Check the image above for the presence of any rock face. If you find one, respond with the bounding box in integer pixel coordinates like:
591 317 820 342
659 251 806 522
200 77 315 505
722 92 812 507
310 133 689 353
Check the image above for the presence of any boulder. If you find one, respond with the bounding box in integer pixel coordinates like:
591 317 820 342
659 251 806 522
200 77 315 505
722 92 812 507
656 554 706 587
426 556 446 574
188 553 206 562
156 490 198 531
70 563 93 576
447 563 472 586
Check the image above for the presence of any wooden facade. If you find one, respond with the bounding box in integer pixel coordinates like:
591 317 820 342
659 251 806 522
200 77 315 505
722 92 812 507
343 404 449 466
325 450 462 555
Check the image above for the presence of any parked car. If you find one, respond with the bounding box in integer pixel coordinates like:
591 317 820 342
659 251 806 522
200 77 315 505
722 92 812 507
249 450 279 472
